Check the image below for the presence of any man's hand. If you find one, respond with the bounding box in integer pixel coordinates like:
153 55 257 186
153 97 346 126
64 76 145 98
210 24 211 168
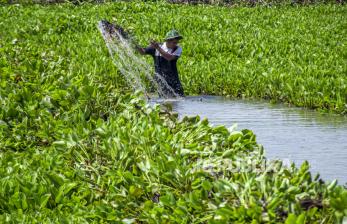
134 44 145 55
150 40 160 49
150 40 177 61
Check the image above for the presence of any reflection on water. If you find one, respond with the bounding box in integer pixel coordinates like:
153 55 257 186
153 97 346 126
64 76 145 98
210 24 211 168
150 95 347 184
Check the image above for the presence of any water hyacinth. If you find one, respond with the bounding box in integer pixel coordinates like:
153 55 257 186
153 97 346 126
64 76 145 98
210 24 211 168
0 1 347 223
1 2 346 113
1 87 347 222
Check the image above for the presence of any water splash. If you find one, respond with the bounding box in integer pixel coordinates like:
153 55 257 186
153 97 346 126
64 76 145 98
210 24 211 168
97 20 179 99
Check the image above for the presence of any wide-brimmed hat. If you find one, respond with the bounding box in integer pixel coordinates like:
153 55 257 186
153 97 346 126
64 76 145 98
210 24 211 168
165 30 183 41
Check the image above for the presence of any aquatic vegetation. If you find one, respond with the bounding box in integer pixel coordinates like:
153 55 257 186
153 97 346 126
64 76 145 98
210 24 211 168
0 2 347 223
1 2 346 113
1 79 347 222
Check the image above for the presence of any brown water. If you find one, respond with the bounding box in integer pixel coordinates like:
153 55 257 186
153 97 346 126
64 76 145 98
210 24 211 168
151 95 347 184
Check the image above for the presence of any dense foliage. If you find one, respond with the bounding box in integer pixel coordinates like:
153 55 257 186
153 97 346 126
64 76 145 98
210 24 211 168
2 0 344 5
1 2 347 223
1 2 346 113
1 61 347 222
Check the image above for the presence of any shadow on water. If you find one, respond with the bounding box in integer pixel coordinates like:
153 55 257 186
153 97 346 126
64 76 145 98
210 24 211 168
150 95 347 184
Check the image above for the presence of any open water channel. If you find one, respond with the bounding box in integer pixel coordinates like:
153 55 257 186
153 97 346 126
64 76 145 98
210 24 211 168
151 95 347 184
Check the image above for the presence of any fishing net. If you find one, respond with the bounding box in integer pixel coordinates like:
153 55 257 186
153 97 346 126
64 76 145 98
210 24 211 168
98 20 179 99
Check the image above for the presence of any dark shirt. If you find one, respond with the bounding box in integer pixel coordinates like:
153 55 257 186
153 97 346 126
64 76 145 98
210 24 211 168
144 43 184 97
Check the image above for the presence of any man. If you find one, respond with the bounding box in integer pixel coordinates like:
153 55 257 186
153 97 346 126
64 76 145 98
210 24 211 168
137 30 184 97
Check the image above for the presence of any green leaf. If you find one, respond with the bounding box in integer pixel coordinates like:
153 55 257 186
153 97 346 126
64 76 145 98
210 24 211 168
40 194 52 208
296 213 305 224
202 180 213 191
285 214 297 224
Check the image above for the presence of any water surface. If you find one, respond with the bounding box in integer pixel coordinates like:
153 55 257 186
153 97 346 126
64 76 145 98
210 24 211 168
151 96 347 184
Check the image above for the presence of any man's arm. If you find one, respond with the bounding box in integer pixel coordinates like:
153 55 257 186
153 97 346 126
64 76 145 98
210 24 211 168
134 45 146 55
150 41 178 61
135 43 156 56
156 47 177 61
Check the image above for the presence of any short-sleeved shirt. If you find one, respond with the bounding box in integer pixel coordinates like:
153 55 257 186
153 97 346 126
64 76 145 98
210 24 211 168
145 42 184 96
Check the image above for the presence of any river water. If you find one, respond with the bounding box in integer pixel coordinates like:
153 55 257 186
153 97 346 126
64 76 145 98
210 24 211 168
151 95 347 184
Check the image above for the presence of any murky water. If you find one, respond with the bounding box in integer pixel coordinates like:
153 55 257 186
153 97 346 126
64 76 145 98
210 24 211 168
151 95 347 184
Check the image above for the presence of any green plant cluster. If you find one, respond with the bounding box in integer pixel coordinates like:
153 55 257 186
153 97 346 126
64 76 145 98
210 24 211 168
1 3 346 113
1 2 347 223
1 0 101 4
2 0 344 6
1 58 347 223
168 0 344 6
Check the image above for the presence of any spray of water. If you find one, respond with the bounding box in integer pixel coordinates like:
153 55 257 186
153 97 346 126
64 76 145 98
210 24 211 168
97 20 180 99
